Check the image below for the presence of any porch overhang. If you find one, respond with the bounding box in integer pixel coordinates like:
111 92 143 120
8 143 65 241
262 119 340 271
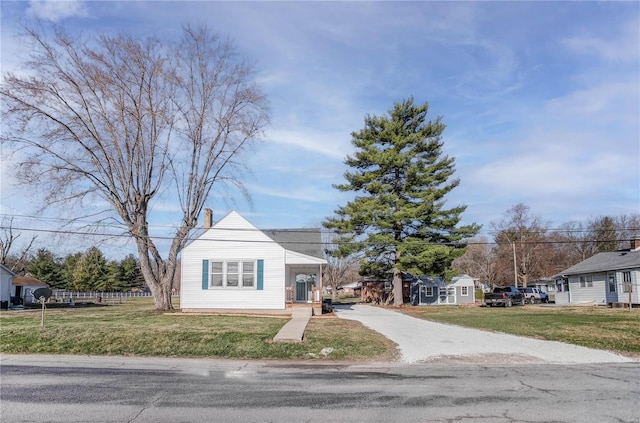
284 250 327 265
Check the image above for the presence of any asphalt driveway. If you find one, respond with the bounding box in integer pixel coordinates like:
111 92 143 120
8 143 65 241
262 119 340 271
334 304 636 364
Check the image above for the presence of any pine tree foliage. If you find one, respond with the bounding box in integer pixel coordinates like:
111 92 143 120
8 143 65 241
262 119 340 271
27 248 65 289
324 98 480 305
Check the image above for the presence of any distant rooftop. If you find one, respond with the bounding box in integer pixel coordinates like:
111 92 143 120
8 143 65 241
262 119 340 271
559 249 640 276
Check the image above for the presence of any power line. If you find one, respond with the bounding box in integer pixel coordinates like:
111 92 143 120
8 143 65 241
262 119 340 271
2 212 639 237
2 225 639 247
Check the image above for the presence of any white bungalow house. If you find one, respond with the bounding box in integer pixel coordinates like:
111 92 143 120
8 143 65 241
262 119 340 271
554 240 640 306
180 210 327 313
412 274 476 306
1 264 15 309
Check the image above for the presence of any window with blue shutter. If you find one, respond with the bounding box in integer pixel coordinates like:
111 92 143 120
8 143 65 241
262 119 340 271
202 259 209 290
257 259 264 290
202 259 263 290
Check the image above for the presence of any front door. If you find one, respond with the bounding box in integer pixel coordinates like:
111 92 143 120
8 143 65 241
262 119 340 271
295 273 316 302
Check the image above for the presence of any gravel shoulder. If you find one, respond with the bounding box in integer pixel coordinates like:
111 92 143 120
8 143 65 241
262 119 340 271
334 304 638 364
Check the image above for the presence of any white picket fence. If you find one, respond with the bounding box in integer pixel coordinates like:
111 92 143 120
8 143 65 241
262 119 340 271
33 289 155 305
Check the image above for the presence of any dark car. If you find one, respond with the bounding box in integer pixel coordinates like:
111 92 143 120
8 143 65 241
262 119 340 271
484 286 526 307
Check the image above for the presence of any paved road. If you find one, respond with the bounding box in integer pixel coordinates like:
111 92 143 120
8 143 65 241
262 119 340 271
1 355 639 423
334 304 637 364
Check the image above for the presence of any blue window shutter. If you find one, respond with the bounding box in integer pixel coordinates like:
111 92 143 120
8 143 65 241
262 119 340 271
202 260 209 290
257 259 264 290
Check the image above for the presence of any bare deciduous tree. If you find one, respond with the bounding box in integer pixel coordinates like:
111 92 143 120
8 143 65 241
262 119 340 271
322 230 360 302
0 217 37 274
0 24 269 310
451 236 498 287
613 214 640 249
491 203 549 287
555 220 598 263
555 213 640 266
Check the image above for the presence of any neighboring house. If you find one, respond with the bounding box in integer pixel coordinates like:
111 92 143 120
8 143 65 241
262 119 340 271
338 281 361 296
555 240 640 306
11 275 49 305
180 210 327 313
1 264 16 308
412 274 476 306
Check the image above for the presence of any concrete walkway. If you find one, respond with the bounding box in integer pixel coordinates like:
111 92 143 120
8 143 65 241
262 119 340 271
273 307 312 342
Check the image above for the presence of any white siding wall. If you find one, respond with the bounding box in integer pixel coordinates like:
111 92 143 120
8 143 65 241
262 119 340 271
180 212 287 310
568 273 607 305
554 291 570 304
633 270 640 305
0 266 13 303
616 269 640 305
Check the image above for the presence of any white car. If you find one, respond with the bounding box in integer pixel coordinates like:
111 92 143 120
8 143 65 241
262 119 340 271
523 287 542 304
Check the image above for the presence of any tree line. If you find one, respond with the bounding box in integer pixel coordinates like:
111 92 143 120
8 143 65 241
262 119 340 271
452 204 640 287
7 247 146 292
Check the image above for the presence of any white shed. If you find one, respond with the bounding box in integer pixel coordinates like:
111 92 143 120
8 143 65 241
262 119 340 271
448 274 476 305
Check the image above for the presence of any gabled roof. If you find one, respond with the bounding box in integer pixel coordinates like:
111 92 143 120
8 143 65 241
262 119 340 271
185 210 325 260
450 274 475 286
418 276 446 287
559 250 640 276
264 228 324 259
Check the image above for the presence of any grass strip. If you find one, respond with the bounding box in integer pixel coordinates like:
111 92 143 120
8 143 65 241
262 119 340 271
401 304 640 356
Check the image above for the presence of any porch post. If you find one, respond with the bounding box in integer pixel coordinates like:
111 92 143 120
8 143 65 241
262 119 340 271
319 264 323 299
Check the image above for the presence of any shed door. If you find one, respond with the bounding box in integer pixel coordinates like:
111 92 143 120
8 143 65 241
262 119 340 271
438 287 456 305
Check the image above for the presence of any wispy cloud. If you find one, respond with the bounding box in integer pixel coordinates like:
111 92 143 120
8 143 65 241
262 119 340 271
563 19 640 63
263 129 351 161
245 183 333 203
27 0 88 22
546 80 639 126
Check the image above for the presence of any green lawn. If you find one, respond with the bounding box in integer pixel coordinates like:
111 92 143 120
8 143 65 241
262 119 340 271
3 298 638 360
0 298 397 360
401 304 640 356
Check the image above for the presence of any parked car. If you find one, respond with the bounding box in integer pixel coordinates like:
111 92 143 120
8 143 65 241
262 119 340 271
484 286 525 307
523 287 549 304
523 287 541 304
538 290 549 303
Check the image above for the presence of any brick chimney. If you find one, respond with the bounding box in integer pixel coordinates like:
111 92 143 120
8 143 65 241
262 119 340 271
631 239 640 252
203 208 213 229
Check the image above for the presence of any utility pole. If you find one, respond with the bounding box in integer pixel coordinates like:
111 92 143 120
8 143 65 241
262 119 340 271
511 240 518 288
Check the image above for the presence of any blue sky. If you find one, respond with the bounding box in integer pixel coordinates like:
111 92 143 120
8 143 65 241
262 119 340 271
1 1 639 256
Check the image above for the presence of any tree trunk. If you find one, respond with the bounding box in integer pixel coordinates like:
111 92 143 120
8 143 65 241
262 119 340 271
135 232 180 311
148 279 173 310
392 267 404 306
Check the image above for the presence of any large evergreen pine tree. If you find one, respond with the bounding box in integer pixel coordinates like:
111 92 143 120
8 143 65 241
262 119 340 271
324 98 480 305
